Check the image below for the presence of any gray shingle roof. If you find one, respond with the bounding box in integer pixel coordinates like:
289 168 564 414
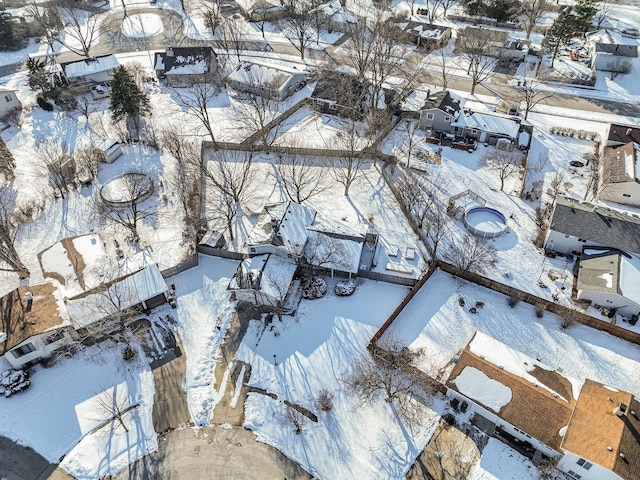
549 196 640 254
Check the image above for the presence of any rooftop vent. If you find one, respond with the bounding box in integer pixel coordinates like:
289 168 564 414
614 403 628 417
607 445 613 451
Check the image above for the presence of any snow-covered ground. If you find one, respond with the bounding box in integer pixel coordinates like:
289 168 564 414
121 14 164 38
383 269 640 397
468 438 539 480
0 346 156 479
236 277 443 479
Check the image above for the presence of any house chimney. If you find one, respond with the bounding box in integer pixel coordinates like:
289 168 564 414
167 47 174 57
24 292 33 312
626 128 632 136
614 403 628 417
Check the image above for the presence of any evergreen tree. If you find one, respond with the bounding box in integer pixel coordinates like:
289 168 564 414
0 13 17 52
110 66 151 133
26 57 50 93
543 6 576 67
573 0 597 34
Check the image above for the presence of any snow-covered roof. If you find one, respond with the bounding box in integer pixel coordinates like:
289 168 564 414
64 55 119 79
66 264 168 328
246 202 317 257
452 111 520 139
447 332 578 450
227 61 303 91
303 231 363 274
166 59 207 75
587 28 640 47
230 254 296 300
619 255 640 305
312 1 359 24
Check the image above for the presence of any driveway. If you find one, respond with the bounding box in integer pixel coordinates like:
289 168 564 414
0 436 72 480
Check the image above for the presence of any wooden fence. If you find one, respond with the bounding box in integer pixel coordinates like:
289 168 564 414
370 261 640 347
160 253 199 278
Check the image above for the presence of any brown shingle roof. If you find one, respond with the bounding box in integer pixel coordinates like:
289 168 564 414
607 124 640 146
562 379 640 480
446 347 575 450
0 283 68 355
602 142 636 184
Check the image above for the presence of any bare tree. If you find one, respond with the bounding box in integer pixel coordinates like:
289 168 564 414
446 234 497 273
279 1 316 60
344 335 434 424
99 172 155 240
274 153 329 204
220 17 244 61
521 0 551 40
433 48 453 90
594 0 615 30
24 2 63 54
199 0 221 35
456 28 500 95
315 388 334 412
174 77 220 144
607 58 632 80
54 1 102 57
0 185 29 278
36 140 76 199
202 149 255 241
160 126 203 236
90 386 140 434
281 404 309 434
482 149 524 191
231 87 288 146
515 67 555 120
0 136 16 181
329 123 368 196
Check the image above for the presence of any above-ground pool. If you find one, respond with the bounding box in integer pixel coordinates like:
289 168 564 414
464 207 508 238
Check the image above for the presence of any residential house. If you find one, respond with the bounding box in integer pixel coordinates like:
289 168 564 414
311 1 361 33
245 0 285 21
544 195 640 256
586 29 639 72
604 123 640 149
228 254 298 309
446 332 640 480
558 379 640 480
154 47 217 86
63 55 120 84
445 332 573 465
576 250 640 317
225 61 307 100
458 27 529 61
64 263 171 334
598 142 640 207
418 90 464 132
245 201 317 260
451 110 530 147
0 87 21 118
304 218 367 277
399 20 451 50
311 71 380 118
0 283 75 369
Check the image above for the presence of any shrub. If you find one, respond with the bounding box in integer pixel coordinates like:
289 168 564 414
37 96 54 111
315 388 334 412
535 304 545 318
508 295 519 308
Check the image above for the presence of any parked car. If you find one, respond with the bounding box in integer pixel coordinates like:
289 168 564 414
508 105 519 116
91 83 110 99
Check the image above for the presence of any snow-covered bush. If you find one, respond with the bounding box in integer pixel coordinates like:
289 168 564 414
0 369 30 397
334 280 356 297
301 277 327 299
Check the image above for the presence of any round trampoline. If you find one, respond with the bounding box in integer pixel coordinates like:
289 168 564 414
100 172 154 207
464 207 508 238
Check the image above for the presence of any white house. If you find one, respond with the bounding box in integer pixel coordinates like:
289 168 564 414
228 254 298 309
0 87 21 118
0 283 75 369
598 142 640 207
310 1 361 33
226 61 307 100
544 195 640 256
586 29 639 72
558 379 640 480
451 111 523 146
245 202 317 260
576 250 640 317
63 55 120 84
